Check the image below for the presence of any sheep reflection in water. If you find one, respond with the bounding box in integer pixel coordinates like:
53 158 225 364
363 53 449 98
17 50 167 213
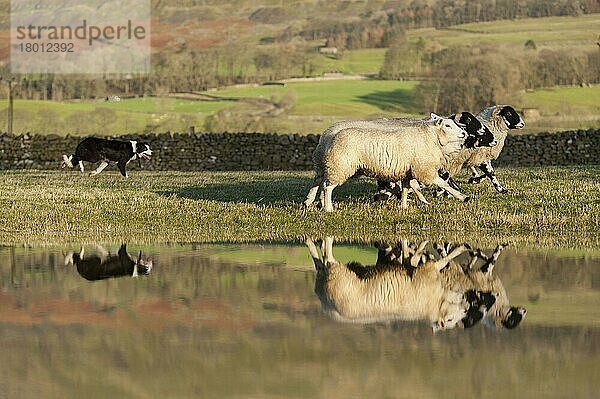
307 238 525 332
65 244 153 281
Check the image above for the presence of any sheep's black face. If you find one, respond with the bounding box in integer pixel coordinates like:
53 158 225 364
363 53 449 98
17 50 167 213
478 291 497 311
465 289 497 310
500 106 525 129
501 306 527 329
461 289 498 328
462 307 484 328
453 112 496 148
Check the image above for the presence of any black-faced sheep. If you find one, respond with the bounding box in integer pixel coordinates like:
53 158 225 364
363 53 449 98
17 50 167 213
442 105 525 194
307 237 470 332
304 115 470 212
373 111 498 202
435 242 527 329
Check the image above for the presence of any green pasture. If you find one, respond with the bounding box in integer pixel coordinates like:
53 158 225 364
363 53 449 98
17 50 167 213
519 85 600 114
407 14 600 51
0 79 421 135
206 79 420 116
1 79 599 135
1 167 598 248
312 48 388 75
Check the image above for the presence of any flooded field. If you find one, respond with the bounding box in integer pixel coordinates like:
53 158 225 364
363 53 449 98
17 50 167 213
0 240 599 398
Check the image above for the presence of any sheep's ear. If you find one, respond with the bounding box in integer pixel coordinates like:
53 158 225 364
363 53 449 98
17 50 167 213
492 106 503 116
430 112 441 121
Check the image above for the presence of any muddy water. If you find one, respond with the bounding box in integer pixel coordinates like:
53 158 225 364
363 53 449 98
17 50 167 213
0 241 599 399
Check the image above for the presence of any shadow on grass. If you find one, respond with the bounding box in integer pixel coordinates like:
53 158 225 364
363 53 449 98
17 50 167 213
157 176 377 205
356 88 419 113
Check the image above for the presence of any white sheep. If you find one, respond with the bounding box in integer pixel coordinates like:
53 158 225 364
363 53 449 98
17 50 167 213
445 105 525 194
312 112 496 204
304 115 469 212
307 237 469 332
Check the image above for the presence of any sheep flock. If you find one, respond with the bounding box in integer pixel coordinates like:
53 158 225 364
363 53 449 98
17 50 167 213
304 105 525 211
307 237 526 332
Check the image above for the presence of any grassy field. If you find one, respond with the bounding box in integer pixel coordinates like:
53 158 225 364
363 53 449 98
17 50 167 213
519 85 600 115
311 48 388 75
0 79 421 135
1 80 598 135
207 79 420 116
406 14 600 51
0 167 598 248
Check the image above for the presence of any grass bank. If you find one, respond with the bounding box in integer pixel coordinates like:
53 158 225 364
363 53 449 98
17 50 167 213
0 167 598 248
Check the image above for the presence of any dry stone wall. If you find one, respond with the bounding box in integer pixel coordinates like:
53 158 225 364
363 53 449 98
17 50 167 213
0 129 598 171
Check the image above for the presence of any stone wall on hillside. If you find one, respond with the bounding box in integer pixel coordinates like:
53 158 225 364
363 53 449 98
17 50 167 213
0 129 597 171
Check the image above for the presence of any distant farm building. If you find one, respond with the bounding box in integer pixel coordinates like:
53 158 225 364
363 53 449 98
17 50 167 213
319 47 338 55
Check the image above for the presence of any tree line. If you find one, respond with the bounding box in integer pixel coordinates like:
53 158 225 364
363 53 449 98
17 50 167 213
1 0 599 101
293 0 600 50
412 44 600 114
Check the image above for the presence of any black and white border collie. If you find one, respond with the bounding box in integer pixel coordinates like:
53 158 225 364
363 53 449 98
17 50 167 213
61 137 152 177
65 244 153 281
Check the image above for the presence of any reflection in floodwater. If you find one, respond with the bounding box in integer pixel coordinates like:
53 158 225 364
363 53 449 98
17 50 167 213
307 237 526 332
64 244 153 281
0 242 599 398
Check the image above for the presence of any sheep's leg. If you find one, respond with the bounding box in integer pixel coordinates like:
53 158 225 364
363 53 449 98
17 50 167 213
467 252 479 270
410 240 429 267
435 171 454 198
447 177 461 191
375 244 394 267
479 161 508 193
89 161 108 176
401 239 411 265
433 243 448 257
480 243 508 274
400 184 410 209
409 179 429 205
78 161 85 172
373 179 393 202
306 238 325 271
491 243 509 262
433 244 468 272
390 181 404 199
433 175 470 202
323 237 335 263
318 182 326 208
304 173 324 208
469 165 488 185
322 182 338 212
468 162 507 193
468 166 481 182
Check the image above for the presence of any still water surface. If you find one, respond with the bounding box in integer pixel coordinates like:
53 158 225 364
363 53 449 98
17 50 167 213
0 241 599 398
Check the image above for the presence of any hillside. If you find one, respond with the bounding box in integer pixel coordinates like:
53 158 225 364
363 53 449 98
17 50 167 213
0 4 598 134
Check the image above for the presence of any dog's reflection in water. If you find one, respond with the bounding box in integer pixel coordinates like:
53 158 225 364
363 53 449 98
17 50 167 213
307 237 525 332
65 244 153 281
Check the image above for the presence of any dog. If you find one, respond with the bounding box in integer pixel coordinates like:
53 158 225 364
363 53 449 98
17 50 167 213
61 137 152 177
64 244 153 281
